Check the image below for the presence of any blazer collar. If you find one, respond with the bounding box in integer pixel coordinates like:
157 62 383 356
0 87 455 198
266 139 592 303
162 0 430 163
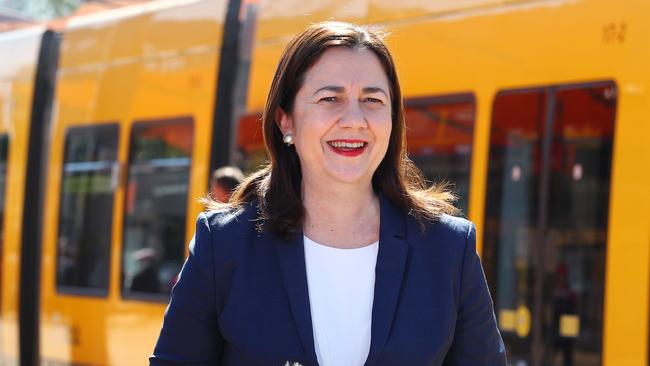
272 228 319 366
364 193 408 366
270 193 409 366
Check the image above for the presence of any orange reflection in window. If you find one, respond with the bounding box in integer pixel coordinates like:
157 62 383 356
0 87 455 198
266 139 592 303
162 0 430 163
237 113 264 154
554 86 616 140
405 98 475 155
491 92 545 148
138 122 193 155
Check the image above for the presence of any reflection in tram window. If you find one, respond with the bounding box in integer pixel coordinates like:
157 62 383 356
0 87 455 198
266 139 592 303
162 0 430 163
404 95 475 214
483 82 616 366
122 118 193 298
545 85 615 366
485 90 545 322
236 112 265 173
56 125 119 294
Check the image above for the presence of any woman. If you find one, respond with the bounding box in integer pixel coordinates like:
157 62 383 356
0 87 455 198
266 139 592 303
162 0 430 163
150 21 506 366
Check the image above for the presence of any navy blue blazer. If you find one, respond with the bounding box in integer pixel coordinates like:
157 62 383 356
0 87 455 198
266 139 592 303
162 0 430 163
150 195 506 365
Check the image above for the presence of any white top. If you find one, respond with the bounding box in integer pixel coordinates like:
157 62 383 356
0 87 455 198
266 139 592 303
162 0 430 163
303 235 379 366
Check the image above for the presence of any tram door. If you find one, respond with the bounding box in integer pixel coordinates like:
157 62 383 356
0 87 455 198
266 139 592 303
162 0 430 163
483 82 616 366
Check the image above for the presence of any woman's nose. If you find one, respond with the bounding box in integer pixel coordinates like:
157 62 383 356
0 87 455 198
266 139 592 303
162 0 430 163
338 100 367 129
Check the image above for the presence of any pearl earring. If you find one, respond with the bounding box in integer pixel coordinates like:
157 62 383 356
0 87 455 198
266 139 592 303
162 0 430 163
283 133 294 146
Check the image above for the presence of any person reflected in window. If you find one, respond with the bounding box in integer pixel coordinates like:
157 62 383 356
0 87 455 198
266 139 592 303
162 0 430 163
57 238 77 286
151 21 505 366
209 166 244 203
130 247 160 293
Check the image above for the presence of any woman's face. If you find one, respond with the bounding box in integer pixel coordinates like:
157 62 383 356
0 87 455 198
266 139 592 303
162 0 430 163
278 47 392 187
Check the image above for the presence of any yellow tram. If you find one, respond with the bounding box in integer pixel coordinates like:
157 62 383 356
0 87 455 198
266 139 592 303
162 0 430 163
0 0 648 365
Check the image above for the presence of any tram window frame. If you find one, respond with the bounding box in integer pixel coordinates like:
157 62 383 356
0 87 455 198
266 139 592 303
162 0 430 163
55 124 120 298
120 116 194 303
403 93 476 215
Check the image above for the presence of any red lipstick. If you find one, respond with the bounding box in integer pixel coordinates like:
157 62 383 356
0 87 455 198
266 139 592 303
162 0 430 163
327 139 367 157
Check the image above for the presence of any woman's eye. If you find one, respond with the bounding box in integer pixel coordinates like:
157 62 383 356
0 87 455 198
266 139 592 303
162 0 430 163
364 97 383 104
319 96 338 103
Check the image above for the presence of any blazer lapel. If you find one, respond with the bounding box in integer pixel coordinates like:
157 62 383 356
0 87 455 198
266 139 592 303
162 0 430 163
364 194 408 366
272 230 320 366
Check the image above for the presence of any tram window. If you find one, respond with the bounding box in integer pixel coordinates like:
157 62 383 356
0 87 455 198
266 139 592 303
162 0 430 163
404 94 475 214
235 112 266 173
483 82 616 366
121 118 193 299
56 125 119 295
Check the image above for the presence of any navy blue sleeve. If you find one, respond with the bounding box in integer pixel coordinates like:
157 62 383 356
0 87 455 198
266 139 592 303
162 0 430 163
443 222 507 365
150 213 222 366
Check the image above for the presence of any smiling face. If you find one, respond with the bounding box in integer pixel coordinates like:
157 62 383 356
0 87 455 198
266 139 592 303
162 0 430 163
277 47 392 188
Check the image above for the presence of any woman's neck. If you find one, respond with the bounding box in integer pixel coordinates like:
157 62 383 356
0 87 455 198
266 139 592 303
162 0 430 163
302 178 380 249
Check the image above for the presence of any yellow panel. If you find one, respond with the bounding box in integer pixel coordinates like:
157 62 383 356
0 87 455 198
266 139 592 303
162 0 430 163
247 43 285 111
255 0 366 41
604 83 650 365
367 0 506 23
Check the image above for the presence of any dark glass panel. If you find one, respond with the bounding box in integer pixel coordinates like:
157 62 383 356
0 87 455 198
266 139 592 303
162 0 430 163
484 90 547 364
404 95 475 214
542 84 615 366
56 125 119 294
122 118 193 298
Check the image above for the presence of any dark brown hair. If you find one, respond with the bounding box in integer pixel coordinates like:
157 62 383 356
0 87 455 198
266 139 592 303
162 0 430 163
204 21 458 238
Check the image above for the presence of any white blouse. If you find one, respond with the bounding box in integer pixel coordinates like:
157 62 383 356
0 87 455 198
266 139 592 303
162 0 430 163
303 235 379 366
